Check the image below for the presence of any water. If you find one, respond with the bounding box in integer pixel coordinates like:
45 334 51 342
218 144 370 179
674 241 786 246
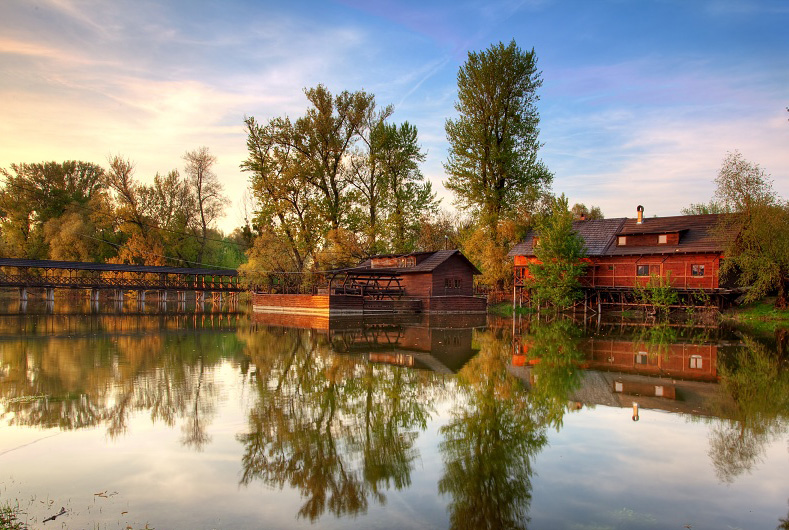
1 301 788 529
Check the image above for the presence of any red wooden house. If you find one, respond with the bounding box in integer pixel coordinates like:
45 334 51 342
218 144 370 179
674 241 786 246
509 207 739 307
253 249 487 315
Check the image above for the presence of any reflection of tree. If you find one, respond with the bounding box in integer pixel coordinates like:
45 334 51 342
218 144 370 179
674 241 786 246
632 321 679 359
0 319 243 449
524 319 585 429
439 328 547 530
709 336 789 483
236 327 440 522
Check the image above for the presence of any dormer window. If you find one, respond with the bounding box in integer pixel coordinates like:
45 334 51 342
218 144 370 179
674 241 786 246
658 234 667 244
618 236 627 246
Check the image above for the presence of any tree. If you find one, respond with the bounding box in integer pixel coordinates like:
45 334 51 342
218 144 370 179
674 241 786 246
527 195 588 309
444 40 552 234
712 152 789 307
570 203 604 220
714 150 775 214
680 200 730 216
241 115 322 272
183 147 228 264
0 160 106 258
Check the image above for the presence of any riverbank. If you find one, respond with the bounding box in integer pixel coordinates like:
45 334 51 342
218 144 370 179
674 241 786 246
721 297 789 334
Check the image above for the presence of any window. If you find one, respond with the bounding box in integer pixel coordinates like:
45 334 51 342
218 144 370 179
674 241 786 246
618 236 627 246
445 278 452 288
690 355 703 369
637 264 650 276
635 352 649 364
454 279 461 289
691 264 705 277
658 234 667 244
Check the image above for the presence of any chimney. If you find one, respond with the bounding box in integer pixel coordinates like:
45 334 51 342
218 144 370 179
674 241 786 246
636 205 644 224
579 213 586 221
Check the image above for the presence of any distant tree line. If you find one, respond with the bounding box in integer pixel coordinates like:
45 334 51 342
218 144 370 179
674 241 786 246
0 148 247 269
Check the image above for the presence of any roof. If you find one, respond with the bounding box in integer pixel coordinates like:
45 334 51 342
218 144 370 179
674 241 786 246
508 218 626 257
509 213 736 258
336 250 482 276
608 213 734 256
0 257 238 276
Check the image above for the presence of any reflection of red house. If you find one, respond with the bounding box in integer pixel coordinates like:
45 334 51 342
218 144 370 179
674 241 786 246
513 336 719 383
509 208 739 306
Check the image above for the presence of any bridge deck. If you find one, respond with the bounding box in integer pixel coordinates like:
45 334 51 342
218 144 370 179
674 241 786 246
0 258 243 292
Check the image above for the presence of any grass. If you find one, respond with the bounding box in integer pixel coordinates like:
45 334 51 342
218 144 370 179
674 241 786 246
0 503 26 530
722 297 789 333
487 302 535 316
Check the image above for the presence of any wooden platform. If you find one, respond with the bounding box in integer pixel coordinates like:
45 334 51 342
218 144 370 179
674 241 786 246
251 292 487 316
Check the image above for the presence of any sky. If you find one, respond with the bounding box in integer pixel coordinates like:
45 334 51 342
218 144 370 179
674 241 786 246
1 0 787 233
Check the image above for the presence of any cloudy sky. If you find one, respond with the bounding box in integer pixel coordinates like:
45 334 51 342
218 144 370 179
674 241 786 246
1 0 787 233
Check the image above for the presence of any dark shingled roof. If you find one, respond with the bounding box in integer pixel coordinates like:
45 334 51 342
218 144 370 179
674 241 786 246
508 218 626 257
508 213 737 258
0 257 238 276
608 213 735 255
336 250 482 275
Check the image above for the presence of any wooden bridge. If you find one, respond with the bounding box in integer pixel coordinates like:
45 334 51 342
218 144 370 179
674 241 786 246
0 258 243 302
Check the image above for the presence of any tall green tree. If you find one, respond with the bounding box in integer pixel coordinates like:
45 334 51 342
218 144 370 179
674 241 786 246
444 40 552 232
712 152 789 307
377 122 436 253
528 194 588 309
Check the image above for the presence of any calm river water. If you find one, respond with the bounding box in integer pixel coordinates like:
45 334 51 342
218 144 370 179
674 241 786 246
1 300 788 529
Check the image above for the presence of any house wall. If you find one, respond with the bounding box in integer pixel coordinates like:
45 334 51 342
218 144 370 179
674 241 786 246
515 253 723 290
430 254 475 297
585 253 722 289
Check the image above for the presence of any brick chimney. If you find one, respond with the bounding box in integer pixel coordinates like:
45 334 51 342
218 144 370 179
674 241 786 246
637 205 644 224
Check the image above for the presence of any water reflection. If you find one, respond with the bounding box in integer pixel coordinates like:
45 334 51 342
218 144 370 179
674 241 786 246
0 311 245 442
709 335 789 483
1 304 789 527
511 317 789 488
236 315 484 521
440 327 546 530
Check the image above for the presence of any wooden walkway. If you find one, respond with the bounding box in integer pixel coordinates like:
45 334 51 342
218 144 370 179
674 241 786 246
0 258 243 300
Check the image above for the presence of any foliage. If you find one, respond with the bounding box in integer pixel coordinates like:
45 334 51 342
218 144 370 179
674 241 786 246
632 273 679 315
0 161 108 259
527 195 588 309
680 200 730 215
0 502 26 530
714 150 775 214
242 86 438 273
710 153 789 307
444 40 552 290
444 40 552 231
571 202 604 220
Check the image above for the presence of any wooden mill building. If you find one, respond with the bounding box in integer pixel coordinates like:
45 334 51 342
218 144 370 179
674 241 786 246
509 207 739 309
252 249 487 315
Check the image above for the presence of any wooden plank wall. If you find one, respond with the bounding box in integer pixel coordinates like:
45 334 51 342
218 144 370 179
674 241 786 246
585 253 721 289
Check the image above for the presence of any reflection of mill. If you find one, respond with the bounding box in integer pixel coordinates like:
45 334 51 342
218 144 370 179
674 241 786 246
330 324 405 353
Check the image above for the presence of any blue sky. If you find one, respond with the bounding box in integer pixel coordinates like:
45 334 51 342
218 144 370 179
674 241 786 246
1 0 787 232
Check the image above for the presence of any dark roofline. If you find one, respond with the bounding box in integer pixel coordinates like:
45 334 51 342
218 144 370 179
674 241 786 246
0 258 238 276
